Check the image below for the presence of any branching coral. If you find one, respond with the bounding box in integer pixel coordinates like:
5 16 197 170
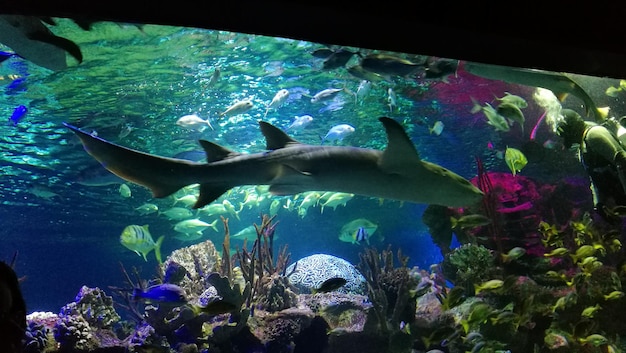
357 246 418 337
235 214 297 312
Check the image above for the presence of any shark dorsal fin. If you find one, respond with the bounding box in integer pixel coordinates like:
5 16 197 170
259 121 302 150
379 117 421 172
198 140 240 162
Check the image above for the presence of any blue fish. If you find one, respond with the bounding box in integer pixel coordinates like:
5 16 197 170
354 226 369 244
132 283 187 304
8 105 27 126
0 51 18 64
6 78 28 95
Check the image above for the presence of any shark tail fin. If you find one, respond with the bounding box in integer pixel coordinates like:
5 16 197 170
64 123 194 199
154 236 164 264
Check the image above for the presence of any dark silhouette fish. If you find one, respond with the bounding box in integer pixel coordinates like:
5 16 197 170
0 15 82 71
64 117 483 208
0 254 26 353
360 54 424 77
313 277 347 293
322 49 360 70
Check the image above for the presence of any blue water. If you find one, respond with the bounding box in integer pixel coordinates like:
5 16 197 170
0 18 621 315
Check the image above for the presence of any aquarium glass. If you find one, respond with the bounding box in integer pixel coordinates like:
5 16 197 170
1 16 625 353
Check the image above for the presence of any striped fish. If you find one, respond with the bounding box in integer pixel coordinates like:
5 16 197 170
120 224 164 263
354 227 369 244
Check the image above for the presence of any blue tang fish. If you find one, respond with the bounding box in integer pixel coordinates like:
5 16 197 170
132 283 187 304
8 105 27 125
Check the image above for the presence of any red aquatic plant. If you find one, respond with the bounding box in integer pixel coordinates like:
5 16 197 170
474 156 504 254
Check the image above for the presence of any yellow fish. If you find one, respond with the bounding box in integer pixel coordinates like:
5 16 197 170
474 279 504 294
120 224 164 263
504 147 527 176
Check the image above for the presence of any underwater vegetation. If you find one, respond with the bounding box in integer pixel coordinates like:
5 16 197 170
419 159 626 353
12 164 626 353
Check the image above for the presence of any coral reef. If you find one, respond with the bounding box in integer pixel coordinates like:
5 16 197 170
297 292 371 333
53 313 99 351
28 203 626 353
126 322 170 352
51 286 127 351
160 239 221 301
355 246 419 353
249 307 316 353
23 320 53 353
23 312 59 353
59 286 121 329
287 254 367 295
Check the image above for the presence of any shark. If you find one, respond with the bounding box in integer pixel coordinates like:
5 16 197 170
63 117 484 208
463 61 609 122
0 15 83 71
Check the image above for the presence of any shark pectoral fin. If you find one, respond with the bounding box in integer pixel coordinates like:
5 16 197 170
259 121 303 150
269 165 312 195
198 140 240 162
269 184 302 196
195 183 233 209
378 117 422 172
64 123 193 198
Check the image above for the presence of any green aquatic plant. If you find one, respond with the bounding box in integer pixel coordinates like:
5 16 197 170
497 214 626 352
441 243 499 292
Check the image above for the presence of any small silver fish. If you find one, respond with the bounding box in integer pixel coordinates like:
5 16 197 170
387 87 397 112
176 114 213 131
429 121 444 136
207 67 220 88
264 89 290 118
355 80 372 104
219 99 254 118
118 123 134 139
311 88 343 104
322 124 355 144
287 115 313 132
